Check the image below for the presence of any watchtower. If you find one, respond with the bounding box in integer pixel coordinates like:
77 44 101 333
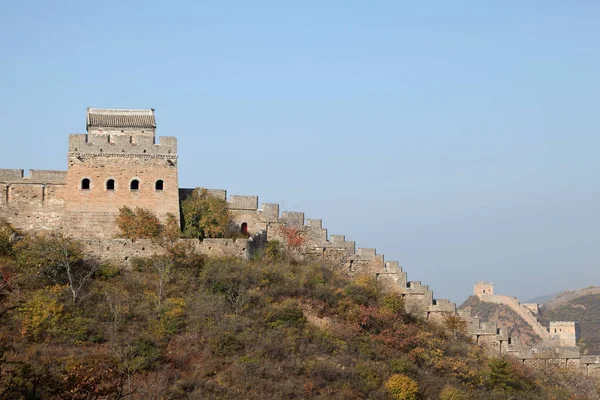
474 281 494 296
549 321 579 347
64 108 179 238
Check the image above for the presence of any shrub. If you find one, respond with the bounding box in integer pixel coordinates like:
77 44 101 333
264 240 282 260
390 356 416 376
265 302 307 329
439 386 466 400
0 219 18 257
385 374 419 400
116 206 162 240
344 274 380 306
381 293 405 316
98 263 120 279
278 224 305 250
167 240 205 270
181 188 232 239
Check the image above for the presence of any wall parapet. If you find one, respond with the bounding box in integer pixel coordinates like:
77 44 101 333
68 134 177 157
0 169 67 184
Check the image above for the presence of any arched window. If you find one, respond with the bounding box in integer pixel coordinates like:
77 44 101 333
240 222 248 235
81 178 90 190
106 179 115 191
155 180 164 191
130 179 140 190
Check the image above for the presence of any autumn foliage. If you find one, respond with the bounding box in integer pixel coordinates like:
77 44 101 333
181 188 233 239
278 224 305 250
0 218 598 399
116 206 162 240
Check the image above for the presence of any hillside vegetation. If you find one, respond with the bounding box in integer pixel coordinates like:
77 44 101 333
1 220 599 399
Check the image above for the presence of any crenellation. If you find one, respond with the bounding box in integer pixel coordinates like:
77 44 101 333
330 235 346 243
0 169 67 185
384 260 400 272
29 170 67 184
258 203 279 222
304 220 328 244
281 211 304 226
429 299 456 313
68 133 177 157
356 248 376 258
0 169 25 182
229 195 259 210
307 219 322 228
207 189 227 200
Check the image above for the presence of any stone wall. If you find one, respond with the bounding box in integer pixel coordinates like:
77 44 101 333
83 236 259 266
0 169 68 233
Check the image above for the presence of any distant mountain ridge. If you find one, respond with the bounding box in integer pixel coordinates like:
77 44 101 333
541 287 600 312
525 291 568 305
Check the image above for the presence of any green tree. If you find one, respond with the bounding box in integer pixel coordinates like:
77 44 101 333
181 188 232 239
487 357 532 395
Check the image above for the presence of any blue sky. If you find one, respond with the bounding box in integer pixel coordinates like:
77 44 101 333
1 1 599 303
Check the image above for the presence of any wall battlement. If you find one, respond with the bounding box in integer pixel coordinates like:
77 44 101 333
68 134 177 157
0 169 67 184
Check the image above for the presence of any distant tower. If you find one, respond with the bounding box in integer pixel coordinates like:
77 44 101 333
64 108 179 238
549 321 579 347
474 281 494 296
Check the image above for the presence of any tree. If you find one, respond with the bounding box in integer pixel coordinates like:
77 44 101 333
152 255 173 310
16 234 98 303
161 213 181 249
487 357 533 395
278 223 305 251
116 206 162 240
181 188 232 239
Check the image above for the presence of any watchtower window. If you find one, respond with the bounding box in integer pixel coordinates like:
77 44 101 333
241 222 248 234
130 180 140 190
81 178 90 190
155 180 164 191
106 179 115 191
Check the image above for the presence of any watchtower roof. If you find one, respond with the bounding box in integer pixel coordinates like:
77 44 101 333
86 108 156 130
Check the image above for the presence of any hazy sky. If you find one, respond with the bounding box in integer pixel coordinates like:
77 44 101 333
1 1 598 303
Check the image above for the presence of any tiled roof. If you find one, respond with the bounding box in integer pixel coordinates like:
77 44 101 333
86 108 156 129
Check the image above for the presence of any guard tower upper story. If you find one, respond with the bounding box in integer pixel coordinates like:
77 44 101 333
86 107 157 140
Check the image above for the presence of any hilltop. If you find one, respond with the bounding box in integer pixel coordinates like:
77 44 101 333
526 291 568 305
1 224 599 399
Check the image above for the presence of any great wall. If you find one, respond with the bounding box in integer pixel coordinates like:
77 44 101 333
1 108 598 376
